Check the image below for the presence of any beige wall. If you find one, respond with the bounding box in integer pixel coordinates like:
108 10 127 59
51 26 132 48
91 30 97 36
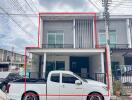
89 53 105 78
31 54 40 72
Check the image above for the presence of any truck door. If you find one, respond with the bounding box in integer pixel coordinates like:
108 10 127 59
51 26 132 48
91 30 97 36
60 73 83 100
47 73 60 100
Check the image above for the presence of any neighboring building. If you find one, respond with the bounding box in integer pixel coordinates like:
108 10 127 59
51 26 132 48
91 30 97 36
0 48 25 71
97 15 132 78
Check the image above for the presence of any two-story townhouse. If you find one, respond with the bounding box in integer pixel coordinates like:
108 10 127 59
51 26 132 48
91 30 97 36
97 15 132 78
27 13 106 83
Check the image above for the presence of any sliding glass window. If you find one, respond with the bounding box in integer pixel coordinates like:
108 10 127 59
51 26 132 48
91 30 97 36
48 32 64 48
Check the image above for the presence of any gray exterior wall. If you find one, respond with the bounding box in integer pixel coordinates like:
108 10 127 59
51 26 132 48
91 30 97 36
42 17 128 49
43 20 73 46
97 19 128 45
42 19 94 49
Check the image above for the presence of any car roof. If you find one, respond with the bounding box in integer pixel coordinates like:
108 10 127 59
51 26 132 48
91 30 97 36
50 70 73 74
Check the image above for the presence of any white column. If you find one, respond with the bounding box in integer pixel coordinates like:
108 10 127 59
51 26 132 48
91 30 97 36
73 19 76 48
43 53 46 78
93 18 95 48
101 53 104 73
126 19 132 48
40 17 43 48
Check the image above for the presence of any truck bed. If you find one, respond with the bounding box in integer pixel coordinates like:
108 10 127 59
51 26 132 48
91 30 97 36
12 78 47 83
8 78 47 100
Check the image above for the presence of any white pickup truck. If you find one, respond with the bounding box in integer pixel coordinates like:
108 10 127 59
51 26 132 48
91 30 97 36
8 71 110 100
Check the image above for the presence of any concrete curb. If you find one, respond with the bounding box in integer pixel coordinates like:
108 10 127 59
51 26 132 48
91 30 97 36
110 96 117 100
111 95 131 100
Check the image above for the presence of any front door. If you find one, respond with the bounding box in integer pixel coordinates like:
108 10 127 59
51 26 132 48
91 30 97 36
70 57 89 78
60 73 83 100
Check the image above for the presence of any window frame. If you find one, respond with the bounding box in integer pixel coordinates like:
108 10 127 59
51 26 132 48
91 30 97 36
98 30 117 45
50 73 60 83
99 32 106 45
47 31 64 48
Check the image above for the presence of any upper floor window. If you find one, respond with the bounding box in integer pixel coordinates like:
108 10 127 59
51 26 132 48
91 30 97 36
48 31 64 48
99 30 116 48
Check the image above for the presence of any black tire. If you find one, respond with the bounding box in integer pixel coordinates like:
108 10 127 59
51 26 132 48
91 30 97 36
87 93 103 100
1 84 7 92
22 92 39 100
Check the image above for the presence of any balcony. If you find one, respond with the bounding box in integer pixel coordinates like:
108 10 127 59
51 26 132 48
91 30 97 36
42 44 74 49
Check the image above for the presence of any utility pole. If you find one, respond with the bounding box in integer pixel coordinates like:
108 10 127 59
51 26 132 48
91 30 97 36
11 46 14 66
102 0 113 95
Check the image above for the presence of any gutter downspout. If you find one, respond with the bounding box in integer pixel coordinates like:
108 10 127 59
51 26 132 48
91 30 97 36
126 18 132 48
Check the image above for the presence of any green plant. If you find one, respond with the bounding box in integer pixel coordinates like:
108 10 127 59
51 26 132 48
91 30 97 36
113 80 121 95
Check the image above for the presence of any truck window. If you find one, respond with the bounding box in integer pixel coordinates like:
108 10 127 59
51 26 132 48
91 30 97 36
50 73 60 83
62 74 78 84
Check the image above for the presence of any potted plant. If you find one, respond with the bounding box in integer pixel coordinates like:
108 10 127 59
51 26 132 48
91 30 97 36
113 80 121 96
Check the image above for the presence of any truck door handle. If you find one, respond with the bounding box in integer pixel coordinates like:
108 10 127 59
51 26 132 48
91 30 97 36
61 84 65 88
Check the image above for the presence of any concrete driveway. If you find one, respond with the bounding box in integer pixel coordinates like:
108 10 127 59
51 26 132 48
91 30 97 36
111 96 131 100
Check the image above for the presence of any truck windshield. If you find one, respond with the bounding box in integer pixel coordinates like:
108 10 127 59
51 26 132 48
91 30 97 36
73 73 87 82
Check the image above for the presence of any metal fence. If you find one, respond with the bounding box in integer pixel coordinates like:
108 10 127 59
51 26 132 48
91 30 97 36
112 66 132 95
98 44 129 49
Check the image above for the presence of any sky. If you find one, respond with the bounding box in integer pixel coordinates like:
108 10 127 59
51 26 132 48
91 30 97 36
0 0 98 54
0 0 132 54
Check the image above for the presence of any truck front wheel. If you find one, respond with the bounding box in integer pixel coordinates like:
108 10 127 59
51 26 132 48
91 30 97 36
22 92 39 100
87 93 104 100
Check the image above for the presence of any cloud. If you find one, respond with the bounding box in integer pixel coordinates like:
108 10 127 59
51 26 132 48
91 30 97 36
37 0 98 12
38 0 87 10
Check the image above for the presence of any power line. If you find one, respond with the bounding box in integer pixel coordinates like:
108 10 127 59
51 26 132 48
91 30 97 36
5 0 37 29
0 13 38 17
29 0 39 12
0 5 35 40
88 0 101 11
23 0 36 13
109 0 132 12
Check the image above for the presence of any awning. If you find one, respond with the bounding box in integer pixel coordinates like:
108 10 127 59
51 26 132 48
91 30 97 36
27 48 105 56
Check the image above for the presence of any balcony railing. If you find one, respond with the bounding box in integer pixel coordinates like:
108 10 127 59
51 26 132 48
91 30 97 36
42 44 74 49
98 44 129 49
110 44 129 48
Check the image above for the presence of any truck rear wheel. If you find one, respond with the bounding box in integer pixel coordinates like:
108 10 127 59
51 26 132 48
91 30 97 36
22 92 39 100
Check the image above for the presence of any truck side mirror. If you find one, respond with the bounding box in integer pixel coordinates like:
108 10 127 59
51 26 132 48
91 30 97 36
75 80 82 85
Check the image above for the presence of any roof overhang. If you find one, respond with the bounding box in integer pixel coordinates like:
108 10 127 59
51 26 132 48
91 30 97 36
27 48 105 56
39 12 99 20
